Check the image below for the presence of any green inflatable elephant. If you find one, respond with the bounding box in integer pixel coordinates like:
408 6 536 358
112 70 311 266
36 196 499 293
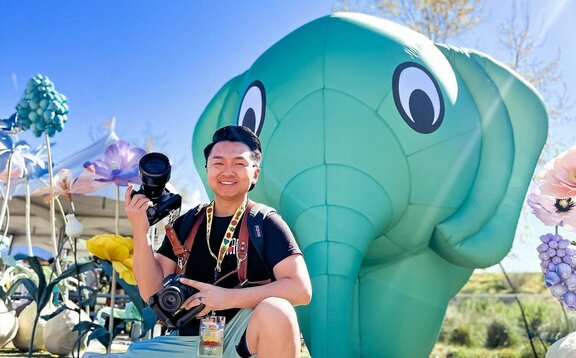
192 12 548 358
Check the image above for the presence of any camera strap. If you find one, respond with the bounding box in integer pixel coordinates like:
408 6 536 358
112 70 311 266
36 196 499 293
237 201 272 286
166 200 272 285
166 207 206 275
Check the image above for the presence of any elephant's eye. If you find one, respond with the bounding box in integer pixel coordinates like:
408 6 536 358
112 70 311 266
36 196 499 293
392 62 444 134
237 81 266 136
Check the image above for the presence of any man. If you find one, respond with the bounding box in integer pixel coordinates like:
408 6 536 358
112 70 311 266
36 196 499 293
126 125 312 358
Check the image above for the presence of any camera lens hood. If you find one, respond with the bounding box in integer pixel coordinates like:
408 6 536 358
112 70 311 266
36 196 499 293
138 152 172 201
139 152 171 182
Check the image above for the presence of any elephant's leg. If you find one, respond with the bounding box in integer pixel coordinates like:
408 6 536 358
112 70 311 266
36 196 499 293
358 248 472 357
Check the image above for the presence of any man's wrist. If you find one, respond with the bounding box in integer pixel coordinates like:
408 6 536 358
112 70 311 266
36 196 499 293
226 286 241 308
132 230 150 243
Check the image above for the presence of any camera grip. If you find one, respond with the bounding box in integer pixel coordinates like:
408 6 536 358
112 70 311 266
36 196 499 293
175 303 206 329
189 303 206 317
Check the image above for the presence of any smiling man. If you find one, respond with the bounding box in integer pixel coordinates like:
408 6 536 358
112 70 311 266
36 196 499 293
125 125 312 358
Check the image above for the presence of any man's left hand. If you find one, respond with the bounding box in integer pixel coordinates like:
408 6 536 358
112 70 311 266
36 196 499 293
179 278 230 317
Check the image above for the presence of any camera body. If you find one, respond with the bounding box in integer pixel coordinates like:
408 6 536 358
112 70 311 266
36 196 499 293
148 274 205 330
132 186 181 226
131 152 182 225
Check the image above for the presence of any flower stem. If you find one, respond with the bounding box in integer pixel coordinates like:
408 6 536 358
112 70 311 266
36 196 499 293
107 270 117 354
115 185 119 235
0 154 13 238
73 236 83 358
45 133 62 275
499 263 544 356
107 185 121 353
25 177 32 256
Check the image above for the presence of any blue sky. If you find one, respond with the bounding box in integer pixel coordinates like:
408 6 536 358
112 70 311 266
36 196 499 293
1 0 575 271
0 0 333 191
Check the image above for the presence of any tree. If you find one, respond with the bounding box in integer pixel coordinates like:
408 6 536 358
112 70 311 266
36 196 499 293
499 2 572 131
334 0 485 42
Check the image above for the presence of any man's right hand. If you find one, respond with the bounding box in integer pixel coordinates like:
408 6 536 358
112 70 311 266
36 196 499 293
124 185 153 238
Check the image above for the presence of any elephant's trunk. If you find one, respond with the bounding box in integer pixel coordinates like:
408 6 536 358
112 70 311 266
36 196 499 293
291 205 377 358
269 161 397 357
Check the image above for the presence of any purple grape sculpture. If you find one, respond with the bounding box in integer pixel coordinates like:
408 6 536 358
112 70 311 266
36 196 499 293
538 233 576 309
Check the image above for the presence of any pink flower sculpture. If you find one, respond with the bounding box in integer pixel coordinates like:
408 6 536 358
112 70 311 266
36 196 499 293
541 148 576 198
84 140 145 187
527 193 576 229
32 167 108 203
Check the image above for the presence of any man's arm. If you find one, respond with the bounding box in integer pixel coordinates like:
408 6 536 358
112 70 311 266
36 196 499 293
180 253 311 316
125 186 176 301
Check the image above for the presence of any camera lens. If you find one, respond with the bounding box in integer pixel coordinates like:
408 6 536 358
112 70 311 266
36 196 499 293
159 288 183 313
138 152 171 201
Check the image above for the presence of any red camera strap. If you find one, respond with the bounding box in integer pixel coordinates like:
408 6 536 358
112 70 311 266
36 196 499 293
237 201 271 286
236 201 251 284
166 207 206 275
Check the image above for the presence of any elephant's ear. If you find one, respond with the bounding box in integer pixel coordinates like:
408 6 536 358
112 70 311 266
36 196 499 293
430 44 548 268
192 73 245 189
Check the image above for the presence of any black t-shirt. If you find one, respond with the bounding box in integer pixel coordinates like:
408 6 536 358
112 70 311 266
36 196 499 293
156 208 301 336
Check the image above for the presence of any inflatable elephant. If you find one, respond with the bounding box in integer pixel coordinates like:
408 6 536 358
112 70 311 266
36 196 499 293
192 12 548 358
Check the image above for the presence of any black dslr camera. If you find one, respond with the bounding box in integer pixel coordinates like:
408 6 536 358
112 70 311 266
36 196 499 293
148 274 205 329
131 152 182 225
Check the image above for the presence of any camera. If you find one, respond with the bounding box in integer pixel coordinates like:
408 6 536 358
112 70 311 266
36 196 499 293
148 274 205 330
131 152 182 225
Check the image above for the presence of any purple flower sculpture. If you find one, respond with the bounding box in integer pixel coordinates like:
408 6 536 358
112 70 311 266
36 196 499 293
84 140 145 187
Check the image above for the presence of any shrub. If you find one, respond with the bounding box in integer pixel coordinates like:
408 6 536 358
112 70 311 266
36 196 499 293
486 320 517 348
449 326 472 346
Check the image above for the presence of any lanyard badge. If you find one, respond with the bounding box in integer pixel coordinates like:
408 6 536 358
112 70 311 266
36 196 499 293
198 313 226 357
206 201 247 280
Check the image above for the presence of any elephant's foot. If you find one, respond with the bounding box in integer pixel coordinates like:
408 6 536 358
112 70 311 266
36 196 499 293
357 248 472 357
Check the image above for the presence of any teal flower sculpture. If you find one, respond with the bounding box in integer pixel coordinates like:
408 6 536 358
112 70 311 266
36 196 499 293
84 140 145 187
15 74 68 137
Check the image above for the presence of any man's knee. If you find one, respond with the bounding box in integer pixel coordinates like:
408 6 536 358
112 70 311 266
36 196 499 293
252 297 298 330
245 297 299 355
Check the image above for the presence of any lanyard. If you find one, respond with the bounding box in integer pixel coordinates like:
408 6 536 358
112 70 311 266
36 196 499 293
205 200 247 276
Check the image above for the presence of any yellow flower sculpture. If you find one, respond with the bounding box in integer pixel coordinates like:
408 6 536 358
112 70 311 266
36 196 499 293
86 234 136 285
